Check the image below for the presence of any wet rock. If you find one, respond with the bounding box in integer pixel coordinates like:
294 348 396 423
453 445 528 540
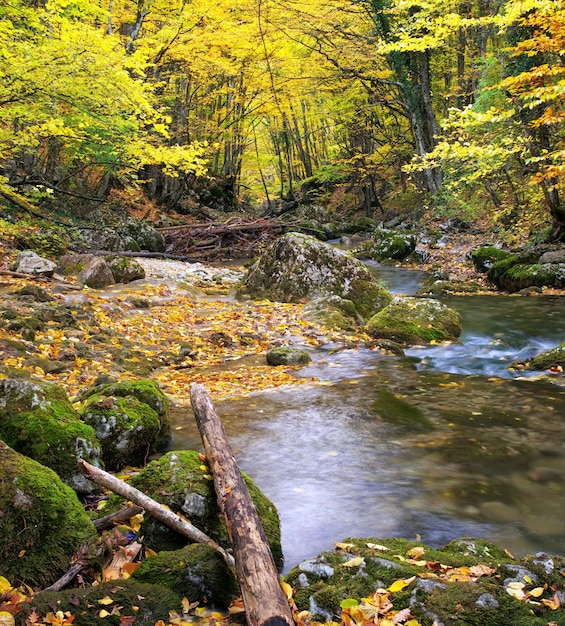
58 253 115 288
132 544 239 606
0 378 101 491
0 441 98 588
302 295 363 331
372 388 433 431
266 347 312 366
105 450 283 568
106 254 146 283
517 341 565 371
365 296 462 345
12 250 57 276
526 466 562 484
237 232 392 319
357 229 416 262
471 246 513 273
12 284 54 302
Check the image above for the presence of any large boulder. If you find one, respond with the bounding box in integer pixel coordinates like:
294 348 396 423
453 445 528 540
471 246 513 273
0 378 101 492
366 297 462 345
107 450 283 568
358 229 417 262
118 218 165 253
237 232 392 319
0 441 98 588
12 250 57 277
58 253 116 288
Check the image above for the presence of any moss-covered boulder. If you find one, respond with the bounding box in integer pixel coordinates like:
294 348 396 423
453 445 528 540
266 347 312 366
284 536 563 625
106 255 146 283
80 379 171 449
118 218 165 253
496 262 565 292
365 297 462 345
132 544 239 606
237 232 392 320
358 229 417 262
0 441 98 588
80 394 161 470
18 580 181 626
471 246 513 273
58 253 115 288
109 450 283 568
0 378 101 491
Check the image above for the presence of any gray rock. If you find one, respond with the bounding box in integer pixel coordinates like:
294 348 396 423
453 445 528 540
58 253 115 288
539 249 565 264
106 255 146 283
13 250 57 277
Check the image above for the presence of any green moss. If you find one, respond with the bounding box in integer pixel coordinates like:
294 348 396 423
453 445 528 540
132 544 238 606
80 395 161 470
366 297 462 344
0 441 98 588
80 379 171 449
18 580 181 626
471 246 513 273
487 254 521 284
525 341 565 370
499 263 565 292
372 388 434 431
266 347 312 366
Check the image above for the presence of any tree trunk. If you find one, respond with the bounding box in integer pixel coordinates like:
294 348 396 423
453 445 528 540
190 384 294 626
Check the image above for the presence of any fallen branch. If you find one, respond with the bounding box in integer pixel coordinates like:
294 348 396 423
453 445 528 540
77 459 235 569
0 269 83 290
93 504 144 532
190 384 294 626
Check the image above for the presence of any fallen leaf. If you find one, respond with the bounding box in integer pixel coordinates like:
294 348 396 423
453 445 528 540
388 576 416 593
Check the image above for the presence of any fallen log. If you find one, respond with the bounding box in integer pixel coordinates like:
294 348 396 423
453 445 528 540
0 269 83 290
93 504 144 532
77 459 235 569
190 383 294 626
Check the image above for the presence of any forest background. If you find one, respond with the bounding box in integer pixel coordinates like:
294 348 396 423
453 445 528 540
0 0 563 239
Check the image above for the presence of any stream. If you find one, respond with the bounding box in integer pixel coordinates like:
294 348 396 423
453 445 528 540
170 264 565 572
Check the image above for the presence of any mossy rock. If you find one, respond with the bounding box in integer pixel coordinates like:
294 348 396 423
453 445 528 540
365 297 462 345
237 232 392 319
0 441 98 588
17 580 181 626
487 254 521 284
0 379 101 491
108 450 283 568
118 218 165 253
132 544 239 606
471 246 513 273
80 379 171 449
284 536 558 624
372 388 434 431
80 394 161 471
520 340 565 371
364 229 417 262
266 347 312 366
106 255 146 283
302 295 363 331
496 262 565 292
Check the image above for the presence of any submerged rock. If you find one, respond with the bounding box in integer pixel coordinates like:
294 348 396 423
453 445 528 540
266 347 312 366
365 296 462 344
237 232 392 319
0 441 98 588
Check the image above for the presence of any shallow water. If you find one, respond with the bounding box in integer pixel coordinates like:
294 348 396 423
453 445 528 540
170 270 565 573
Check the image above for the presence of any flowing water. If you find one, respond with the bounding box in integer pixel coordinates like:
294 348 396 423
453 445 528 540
170 265 565 572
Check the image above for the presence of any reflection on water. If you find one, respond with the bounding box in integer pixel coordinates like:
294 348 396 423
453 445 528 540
170 281 565 573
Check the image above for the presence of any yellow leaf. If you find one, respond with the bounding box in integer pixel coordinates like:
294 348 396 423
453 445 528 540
335 542 356 550
529 587 545 598
406 547 425 558
0 612 15 626
98 596 114 605
367 543 389 551
388 576 416 592
0 578 12 594
342 556 364 568
130 513 144 532
280 580 293 602
99 610 111 618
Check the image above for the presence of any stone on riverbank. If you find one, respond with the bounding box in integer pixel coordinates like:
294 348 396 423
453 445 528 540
12 250 57 277
365 297 462 344
0 378 101 491
356 229 416 262
266 347 312 366
58 253 116 288
237 232 392 319
0 441 98 588
515 340 565 371
106 254 146 283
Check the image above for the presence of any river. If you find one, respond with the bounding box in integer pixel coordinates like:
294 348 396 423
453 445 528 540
170 264 565 572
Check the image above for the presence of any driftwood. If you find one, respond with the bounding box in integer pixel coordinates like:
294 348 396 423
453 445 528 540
190 383 294 626
77 459 235 569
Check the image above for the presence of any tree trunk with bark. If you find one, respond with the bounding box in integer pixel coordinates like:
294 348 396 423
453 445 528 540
190 383 294 626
